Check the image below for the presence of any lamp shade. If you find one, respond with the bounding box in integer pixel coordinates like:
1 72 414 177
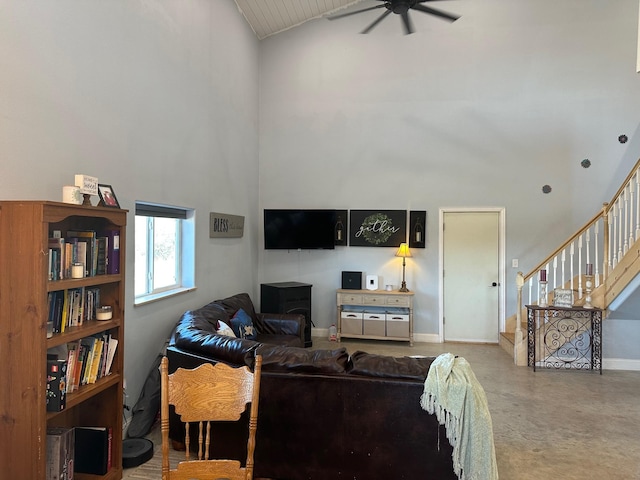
395 243 411 258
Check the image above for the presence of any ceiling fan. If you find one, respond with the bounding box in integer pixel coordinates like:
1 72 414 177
327 0 460 35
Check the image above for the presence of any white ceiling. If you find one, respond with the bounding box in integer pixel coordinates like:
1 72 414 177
233 0 363 40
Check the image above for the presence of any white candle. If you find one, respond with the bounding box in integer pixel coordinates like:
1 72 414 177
71 263 84 279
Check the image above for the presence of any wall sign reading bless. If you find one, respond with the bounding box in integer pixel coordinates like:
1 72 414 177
209 212 245 238
349 210 406 247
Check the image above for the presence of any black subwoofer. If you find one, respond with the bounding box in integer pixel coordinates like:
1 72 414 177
260 282 312 347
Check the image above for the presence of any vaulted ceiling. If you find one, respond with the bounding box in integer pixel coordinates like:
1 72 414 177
233 0 361 39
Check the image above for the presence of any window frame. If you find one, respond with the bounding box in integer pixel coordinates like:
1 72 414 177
134 202 196 306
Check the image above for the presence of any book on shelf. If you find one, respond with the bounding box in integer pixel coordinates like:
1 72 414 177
96 236 108 275
64 342 78 394
46 355 67 412
46 427 74 480
51 287 104 331
87 337 104 384
74 426 112 475
104 336 118 377
48 238 65 281
66 230 98 277
102 229 120 275
71 340 85 392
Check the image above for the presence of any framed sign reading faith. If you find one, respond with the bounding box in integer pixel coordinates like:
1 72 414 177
209 212 245 238
349 210 406 247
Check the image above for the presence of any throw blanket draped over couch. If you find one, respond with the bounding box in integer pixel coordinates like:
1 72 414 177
167 293 497 480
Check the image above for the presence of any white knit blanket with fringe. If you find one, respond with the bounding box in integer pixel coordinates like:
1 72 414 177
420 353 499 480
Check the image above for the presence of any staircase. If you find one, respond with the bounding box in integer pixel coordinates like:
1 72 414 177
501 158 640 366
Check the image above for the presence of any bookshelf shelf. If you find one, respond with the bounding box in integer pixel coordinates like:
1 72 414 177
48 274 121 292
0 201 127 479
47 373 122 419
47 319 121 348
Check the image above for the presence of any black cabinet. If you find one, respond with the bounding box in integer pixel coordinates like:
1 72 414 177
261 282 312 347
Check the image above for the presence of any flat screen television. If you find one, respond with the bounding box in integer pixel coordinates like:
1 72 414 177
264 209 336 250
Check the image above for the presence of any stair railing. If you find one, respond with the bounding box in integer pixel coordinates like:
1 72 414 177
514 157 640 354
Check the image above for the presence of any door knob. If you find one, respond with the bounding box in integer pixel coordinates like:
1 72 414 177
490 282 499 287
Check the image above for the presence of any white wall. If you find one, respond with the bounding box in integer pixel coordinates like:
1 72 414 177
0 0 260 404
258 1 640 352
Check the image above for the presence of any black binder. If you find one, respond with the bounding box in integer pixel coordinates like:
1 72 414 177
74 426 110 475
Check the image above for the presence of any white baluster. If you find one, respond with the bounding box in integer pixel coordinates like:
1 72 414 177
612 204 619 268
585 228 591 267
618 198 624 262
552 256 558 289
561 249 566 288
624 186 629 255
635 171 640 241
528 277 533 305
594 221 600 287
629 180 636 249
578 235 583 298
570 242 575 292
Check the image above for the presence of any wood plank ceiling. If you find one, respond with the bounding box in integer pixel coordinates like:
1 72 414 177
233 0 363 40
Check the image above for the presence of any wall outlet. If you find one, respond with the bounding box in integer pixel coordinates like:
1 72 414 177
512 259 519 268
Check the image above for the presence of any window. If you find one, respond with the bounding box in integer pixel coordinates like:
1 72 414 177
134 202 195 305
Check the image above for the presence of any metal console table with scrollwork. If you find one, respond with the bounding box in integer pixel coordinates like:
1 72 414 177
526 305 602 374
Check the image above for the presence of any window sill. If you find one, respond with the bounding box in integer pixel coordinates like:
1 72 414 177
134 286 197 306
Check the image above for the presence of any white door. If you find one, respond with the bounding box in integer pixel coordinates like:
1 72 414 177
442 210 502 343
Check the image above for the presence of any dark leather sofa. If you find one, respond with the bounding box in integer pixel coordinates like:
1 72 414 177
168 293 456 480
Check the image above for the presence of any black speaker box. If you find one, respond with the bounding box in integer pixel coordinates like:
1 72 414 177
342 271 362 290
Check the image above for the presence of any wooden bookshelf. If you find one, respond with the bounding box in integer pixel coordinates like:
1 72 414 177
0 201 127 480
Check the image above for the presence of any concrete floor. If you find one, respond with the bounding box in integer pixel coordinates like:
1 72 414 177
125 337 640 479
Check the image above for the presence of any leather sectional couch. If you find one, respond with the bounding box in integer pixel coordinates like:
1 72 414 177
168 293 456 479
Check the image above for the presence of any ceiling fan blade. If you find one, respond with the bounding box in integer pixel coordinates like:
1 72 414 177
327 4 386 21
412 4 460 22
361 9 393 34
400 11 414 35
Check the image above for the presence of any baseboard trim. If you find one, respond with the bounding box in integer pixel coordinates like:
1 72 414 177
603 358 640 371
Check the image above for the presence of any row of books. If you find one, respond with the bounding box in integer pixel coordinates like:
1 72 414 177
47 426 113 479
47 287 101 333
48 229 120 281
48 332 118 397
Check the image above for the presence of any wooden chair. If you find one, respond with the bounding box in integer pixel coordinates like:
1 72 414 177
160 355 262 480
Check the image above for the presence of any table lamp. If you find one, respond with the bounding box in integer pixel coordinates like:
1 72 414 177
395 242 412 292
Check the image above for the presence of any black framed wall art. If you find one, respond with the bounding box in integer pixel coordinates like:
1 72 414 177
349 210 407 247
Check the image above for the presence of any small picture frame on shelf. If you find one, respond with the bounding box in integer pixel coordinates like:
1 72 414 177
98 184 120 208
553 288 574 308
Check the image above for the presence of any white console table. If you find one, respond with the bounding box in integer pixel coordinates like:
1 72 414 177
336 289 414 346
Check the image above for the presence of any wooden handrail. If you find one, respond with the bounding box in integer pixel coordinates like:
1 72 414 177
603 157 640 217
521 208 605 282
512 157 640 364
521 158 640 285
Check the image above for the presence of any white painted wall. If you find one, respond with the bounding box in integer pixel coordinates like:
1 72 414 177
258 1 640 355
0 0 260 404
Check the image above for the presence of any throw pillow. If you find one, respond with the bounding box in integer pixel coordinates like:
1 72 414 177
230 309 257 340
216 320 236 338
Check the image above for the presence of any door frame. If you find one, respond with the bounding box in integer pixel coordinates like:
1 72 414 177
438 207 506 343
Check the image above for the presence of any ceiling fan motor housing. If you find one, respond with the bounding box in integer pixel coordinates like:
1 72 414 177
389 1 411 15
